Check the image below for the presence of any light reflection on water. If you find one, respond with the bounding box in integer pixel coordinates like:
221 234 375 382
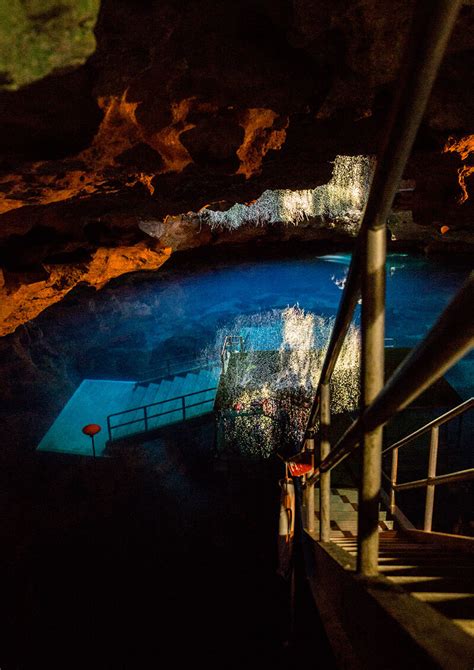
37 252 472 399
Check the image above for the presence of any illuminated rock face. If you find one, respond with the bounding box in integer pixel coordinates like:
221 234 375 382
140 155 374 248
0 0 473 334
0 244 171 337
444 135 474 204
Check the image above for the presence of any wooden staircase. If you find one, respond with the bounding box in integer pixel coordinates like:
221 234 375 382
302 487 474 665
333 531 474 638
305 487 393 539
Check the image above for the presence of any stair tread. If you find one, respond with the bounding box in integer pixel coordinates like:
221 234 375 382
330 532 474 639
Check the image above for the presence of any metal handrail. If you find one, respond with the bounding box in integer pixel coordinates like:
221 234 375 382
221 335 244 355
394 469 474 492
312 277 473 479
220 334 245 372
297 0 465 575
382 397 473 455
303 250 362 437
307 275 474 483
135 358 219 388
303 0 464 444
108 385 217 419
379 397 473 530
107 386 218 442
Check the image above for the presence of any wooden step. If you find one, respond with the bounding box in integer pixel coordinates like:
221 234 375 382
331 532 474 637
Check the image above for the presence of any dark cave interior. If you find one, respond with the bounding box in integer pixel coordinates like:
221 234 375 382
1 2 473 668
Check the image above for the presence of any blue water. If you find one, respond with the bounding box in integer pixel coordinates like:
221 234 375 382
29 250 467 407
68 251 472 398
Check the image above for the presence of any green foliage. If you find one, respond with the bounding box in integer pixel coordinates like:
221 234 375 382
0 0 100 89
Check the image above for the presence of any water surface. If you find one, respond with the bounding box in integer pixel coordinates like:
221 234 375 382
52 251 472 398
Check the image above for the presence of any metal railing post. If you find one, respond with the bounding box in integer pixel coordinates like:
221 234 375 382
301 1 463 451
320 384 331 542
144 406 148 432
107 416 112 443
358 225 386 576
182 396 186 420
390 447 399 514
424 426 439 531
304 434 315 533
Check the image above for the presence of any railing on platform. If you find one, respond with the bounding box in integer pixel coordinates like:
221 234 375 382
294 0 469 575
107 387 218 443
220 335 245 373
381 398 474 532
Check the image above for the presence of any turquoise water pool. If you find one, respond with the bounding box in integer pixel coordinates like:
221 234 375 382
64 251 472 399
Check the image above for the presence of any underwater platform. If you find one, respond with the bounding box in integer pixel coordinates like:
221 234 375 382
38 367 221 457
38 347 461 460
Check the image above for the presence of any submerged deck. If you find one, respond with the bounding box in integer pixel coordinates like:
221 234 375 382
38 379 137 456
38 366 220 456
38 346 462 459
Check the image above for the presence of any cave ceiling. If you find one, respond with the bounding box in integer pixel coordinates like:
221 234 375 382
0 0 473 335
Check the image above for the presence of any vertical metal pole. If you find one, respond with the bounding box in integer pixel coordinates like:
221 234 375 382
90 435 96 459
390 448 399 514
304 435 315 533
358 226 386 576
107 416 112 443
144 406 148 432
354 0 461 573
182 396 186 420
424 426 439 531
320 384 331 542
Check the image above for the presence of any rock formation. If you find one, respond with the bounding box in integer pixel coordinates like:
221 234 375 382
1 0 473 334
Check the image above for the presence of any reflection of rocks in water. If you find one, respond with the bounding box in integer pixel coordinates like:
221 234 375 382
215 307 360 410
75 345 151 380
214 306 360 460
219 388 311 461
150 335 201 364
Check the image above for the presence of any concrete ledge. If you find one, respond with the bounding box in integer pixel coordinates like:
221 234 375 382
304 533 474 670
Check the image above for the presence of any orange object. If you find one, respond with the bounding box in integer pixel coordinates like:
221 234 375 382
288 461 313 477
82 423 101 436
440 225 450 235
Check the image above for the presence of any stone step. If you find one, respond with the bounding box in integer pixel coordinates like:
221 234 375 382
109 385 151 439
